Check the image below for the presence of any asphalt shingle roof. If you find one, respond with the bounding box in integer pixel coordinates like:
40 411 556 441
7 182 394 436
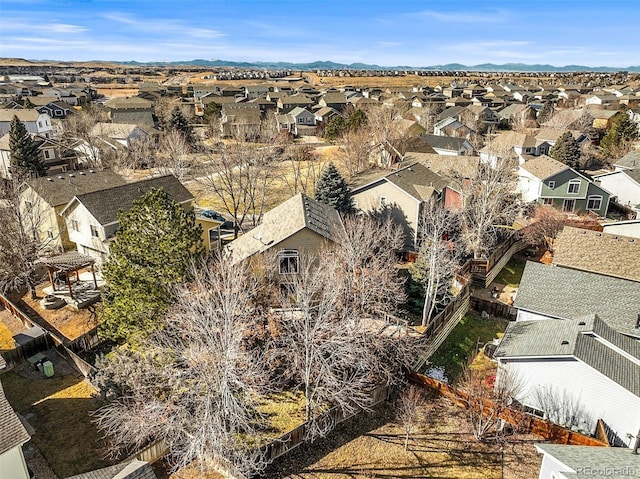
71 175 193 225
228 193 344 264
552 227 640 282
535 444 640 478
26 170 127 207
495 315 640 396
513 261 640 338
421 134 469 152
520 155 568 180
616 151 640 169
0 381 30 455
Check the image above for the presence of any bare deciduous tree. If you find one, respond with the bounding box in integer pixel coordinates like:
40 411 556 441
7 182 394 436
460 158 521 259
279 145 325 197
93 257 269 477
199 141 277 234
0 178 55 298
156 129 192 181
462 364 524 442
532 385 596 433
336 127 374 179
410 203 460 326
396 385 428 451
269 216 416 440
520 205 565 253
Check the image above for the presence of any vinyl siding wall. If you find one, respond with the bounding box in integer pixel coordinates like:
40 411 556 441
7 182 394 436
499 357 640 447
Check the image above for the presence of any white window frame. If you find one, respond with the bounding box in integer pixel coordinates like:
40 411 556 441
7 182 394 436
567 179 580 194
587 195 603 211
70 219 79 232
379 196 388 207
90 225 100 238
547 180 555 189
46 229 54 239
277 249 299 275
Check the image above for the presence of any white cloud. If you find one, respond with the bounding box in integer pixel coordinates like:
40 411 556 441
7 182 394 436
414 9 510 24
102 12 225 39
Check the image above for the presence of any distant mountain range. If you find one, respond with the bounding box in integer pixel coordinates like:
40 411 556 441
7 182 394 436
115 59 640 73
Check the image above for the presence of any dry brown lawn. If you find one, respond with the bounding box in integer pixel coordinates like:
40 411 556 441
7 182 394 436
0 308 26 349
265 396 541 479
1 365 111 478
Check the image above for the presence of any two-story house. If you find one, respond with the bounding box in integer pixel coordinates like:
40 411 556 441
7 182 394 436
60 175 193 264
0 109 53 138
517 155 610 216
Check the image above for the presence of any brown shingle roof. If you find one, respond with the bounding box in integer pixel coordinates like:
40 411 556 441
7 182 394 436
553 226 640 282
520 155 568 180
0 108 42 122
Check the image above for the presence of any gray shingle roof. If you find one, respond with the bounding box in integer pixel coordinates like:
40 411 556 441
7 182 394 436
26 170 127 207
228 193 344 264
535 444 640 477
552 227 640 282
615 151 640 169
421 134 469 152
0 381 30 455
66 459 157 479
495 316 640 396
71 175 193 225
513 261 640 338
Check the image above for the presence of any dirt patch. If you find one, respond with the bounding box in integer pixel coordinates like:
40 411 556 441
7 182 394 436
0 307 27 349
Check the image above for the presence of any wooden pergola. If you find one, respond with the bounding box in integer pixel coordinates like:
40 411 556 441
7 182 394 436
41 252 98 300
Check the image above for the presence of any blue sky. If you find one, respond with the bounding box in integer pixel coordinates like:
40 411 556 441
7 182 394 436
1 0 639 66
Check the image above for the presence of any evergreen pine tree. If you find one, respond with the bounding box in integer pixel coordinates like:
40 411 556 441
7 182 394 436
323 115 346 141
549 131 581 169
600 112 639 157
169 107 196 145
23 97 35 109
100 188 203 343
9 116 46 178
314 163 354 214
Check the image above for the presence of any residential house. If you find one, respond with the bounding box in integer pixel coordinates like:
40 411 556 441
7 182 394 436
19 169 127 252
0 133 78 179
243 85 270 100
220 105 262 138
517 155 610 216
60 175 192 264
432 117 473 138
35 100 74 119
103 97 155 129
593 168 640 213
421 134 474 156
228 193 344 270
614 151 640 171
602 219 640 239
371 135 436 168
350 162 451 247
277 107 316 136
494 315 640 447
0 108 53 137
587 108 619 130
585 94 620 106
0 381 31 479
496 104 537 128
535 444 640 479
513 261 640 339
313 106 340 124
552 227 640 283
91 122 149 149
277 93 314 114
318 92 347 112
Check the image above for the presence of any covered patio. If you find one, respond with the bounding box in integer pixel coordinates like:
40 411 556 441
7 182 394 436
40 252 103 309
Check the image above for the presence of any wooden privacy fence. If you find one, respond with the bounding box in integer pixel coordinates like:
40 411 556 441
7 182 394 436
408 371 608 448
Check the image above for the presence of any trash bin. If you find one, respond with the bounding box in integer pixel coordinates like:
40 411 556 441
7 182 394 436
41 360 54 378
